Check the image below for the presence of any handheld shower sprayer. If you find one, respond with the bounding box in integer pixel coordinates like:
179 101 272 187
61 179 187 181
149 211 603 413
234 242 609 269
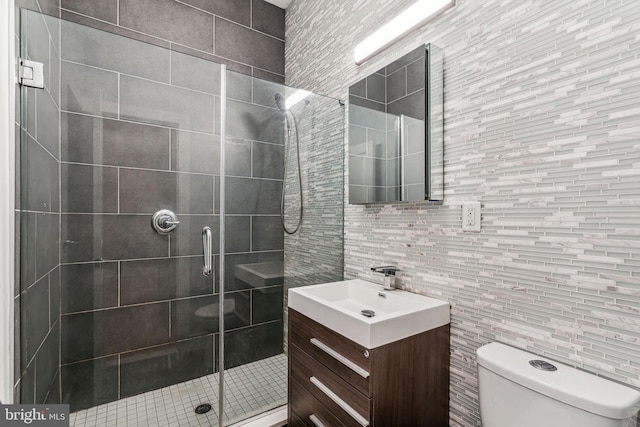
276 93 303 235
274 93 286 112
275 93 291 136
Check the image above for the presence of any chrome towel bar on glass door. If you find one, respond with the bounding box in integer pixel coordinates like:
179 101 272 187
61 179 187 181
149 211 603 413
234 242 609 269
202 226 212 276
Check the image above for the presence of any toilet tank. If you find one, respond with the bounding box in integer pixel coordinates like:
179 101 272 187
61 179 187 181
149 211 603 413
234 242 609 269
477 343 640 427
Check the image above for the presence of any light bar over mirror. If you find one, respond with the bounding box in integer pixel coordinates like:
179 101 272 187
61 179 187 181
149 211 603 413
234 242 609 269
354 0 455 65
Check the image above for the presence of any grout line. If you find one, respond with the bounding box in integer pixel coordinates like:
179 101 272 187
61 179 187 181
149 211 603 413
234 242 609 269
61 333 221 367
117 261 121 307
22 316 60 372
48 273 52 329
173 0 285 43
249 215 253 252
33 88 37 140
61 7 286 82
117 354 121 399
405 63 408 99
62 58 216 97
33 212 38 286
60 160 211 177
62 291 232 316
59 8 168 45
23 127 58 165
168 128 172 171
116 167 120 213
117 72 120 119
168 232 171 258
249 289 253 325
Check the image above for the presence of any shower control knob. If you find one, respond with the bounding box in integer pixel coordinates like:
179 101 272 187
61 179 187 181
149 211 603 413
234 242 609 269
151 209 180 235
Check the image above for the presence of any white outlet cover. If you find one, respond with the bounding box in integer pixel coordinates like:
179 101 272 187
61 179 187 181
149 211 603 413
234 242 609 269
462 202 481 232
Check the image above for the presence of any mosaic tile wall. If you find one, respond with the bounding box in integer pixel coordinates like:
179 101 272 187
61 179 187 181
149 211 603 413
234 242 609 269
283 94 345 351
285 0 640 425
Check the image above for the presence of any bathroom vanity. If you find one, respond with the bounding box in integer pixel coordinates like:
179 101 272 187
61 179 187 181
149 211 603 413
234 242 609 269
287 280 451 426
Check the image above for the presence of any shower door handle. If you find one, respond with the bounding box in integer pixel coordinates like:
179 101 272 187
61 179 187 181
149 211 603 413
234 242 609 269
202 226 212 277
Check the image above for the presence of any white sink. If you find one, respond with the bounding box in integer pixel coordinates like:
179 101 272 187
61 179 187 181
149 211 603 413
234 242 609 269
288 279 450 349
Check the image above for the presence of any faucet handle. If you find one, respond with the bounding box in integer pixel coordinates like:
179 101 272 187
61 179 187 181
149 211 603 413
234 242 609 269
371 266 400 276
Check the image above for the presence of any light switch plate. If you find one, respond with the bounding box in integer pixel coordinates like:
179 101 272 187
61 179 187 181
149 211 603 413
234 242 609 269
462 202 481 232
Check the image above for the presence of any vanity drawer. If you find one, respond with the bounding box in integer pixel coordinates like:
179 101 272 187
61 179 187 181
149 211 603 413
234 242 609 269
290 344 370 427
290 378 347 427
289 411 308 427
289 309 371 397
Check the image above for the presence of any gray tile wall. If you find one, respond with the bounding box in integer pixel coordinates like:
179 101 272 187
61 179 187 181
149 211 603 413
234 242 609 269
60 0 285 83
53 17 285 411
15 0 287 412
15 2 62 406
285 0 640 425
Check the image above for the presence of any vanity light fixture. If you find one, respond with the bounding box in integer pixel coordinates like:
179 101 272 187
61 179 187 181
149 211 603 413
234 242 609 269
285 89 311 109
353 0 455 65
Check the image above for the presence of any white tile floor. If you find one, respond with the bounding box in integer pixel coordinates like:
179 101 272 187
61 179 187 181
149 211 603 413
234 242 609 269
69 354 287 427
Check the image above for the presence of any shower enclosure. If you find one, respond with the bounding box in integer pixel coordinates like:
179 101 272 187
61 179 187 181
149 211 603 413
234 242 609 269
17 9 344 426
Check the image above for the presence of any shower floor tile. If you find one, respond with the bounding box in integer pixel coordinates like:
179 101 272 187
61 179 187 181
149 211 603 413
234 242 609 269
69 354 287 427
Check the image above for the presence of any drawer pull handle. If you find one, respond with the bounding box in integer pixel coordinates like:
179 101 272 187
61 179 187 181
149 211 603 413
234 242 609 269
310 338 370 379
310 376 369 427
309 414 326 427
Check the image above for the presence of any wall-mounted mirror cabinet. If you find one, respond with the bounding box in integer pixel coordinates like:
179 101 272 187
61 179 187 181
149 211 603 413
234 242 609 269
348 44 444 204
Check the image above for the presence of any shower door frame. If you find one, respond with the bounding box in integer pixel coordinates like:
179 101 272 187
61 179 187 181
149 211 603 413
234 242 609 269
14 9 344 420
217 66 227 427
14 8 292 422
0 0 16 405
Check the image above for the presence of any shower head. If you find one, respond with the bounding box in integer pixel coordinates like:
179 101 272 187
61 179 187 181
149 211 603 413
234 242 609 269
274 93 287 112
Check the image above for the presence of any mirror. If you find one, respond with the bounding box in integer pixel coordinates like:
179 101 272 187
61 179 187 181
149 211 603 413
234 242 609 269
348 44 444 204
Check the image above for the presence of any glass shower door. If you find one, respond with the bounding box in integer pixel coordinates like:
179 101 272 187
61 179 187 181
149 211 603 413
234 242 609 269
20 9 224 424
218 71 288 425
19 9 345 427
220 71 345 425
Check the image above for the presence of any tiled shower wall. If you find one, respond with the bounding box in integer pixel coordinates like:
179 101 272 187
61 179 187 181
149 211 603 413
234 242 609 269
15 2 62 406
60 0 285 83
14 0 287 412
56 17 285 412
285 0 640 425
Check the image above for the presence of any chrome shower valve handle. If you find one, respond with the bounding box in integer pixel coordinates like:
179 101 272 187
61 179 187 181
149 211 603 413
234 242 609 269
151 209 180 235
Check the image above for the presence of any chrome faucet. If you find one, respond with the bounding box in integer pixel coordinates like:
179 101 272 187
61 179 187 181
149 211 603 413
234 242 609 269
371 266 400 290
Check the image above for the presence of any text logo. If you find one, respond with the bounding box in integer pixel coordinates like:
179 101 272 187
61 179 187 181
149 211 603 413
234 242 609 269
0 405 69 427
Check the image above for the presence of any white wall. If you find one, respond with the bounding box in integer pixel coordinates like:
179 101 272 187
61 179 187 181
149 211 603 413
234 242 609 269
285 0 640 425
0 0 16 404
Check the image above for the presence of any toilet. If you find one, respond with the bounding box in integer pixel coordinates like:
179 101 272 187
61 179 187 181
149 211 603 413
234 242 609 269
477 342 640 427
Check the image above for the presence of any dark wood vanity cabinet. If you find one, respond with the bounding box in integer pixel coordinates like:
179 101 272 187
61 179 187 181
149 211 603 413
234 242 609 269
288 309 450 427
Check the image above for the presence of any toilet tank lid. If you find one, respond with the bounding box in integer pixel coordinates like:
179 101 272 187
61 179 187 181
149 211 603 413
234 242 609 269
477 342 640 420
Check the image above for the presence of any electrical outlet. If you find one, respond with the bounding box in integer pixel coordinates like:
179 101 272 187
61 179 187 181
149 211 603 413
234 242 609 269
462 202 481 232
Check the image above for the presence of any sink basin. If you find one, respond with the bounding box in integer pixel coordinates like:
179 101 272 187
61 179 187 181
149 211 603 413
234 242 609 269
288 279 450 348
